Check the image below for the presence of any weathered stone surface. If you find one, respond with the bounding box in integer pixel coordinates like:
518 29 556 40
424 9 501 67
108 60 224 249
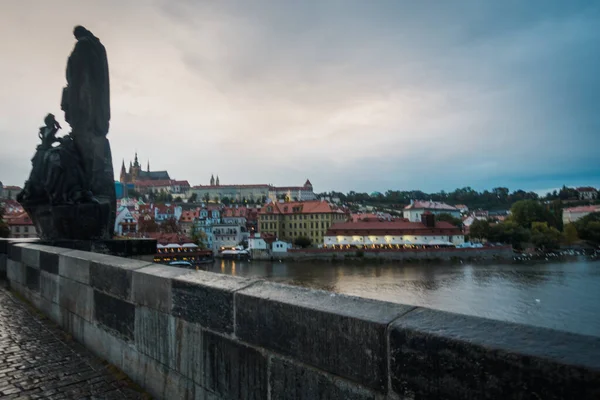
38 293 62 324
94 290 135 341
59 249 110 284
7 242 22 262
40 250 60 274
164 317 267 399
40 270 60 303
84 320 128 369
25 265 40 291
121 344 195 400
89 255 152 301
200 328 267 399
38 238 157 257
172 271 255 334
236 281 413 391
20 245 40 268
6 260 25 284
0 285 144 399
23 202 114 241
270 357 377 400
62 308 87 343
22 244 72 274
135 306 175 367
0 254 6 280
59 276 94 321
132 265 192 313
389 307 600 400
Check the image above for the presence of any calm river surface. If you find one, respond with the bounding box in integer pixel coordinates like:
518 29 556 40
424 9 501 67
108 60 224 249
207 259 600 337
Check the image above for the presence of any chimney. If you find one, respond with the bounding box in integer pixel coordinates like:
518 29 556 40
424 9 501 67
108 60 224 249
421 211 435 228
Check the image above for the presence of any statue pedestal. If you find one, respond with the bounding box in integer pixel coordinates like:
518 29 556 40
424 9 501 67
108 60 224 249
23 202 113 241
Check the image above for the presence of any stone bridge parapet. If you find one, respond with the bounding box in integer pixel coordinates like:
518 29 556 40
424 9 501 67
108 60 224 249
1 240 599 399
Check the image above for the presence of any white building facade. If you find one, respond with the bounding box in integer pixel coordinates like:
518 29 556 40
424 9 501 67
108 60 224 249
403 201 461 222
324 220 464 248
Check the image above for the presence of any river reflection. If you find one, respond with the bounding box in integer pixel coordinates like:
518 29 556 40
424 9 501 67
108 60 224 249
208 259 600 337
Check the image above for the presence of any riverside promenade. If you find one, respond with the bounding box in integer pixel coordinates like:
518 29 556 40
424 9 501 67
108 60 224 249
0 285 145 399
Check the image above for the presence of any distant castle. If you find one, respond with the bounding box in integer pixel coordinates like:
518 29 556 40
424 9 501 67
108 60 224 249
119 153 170 184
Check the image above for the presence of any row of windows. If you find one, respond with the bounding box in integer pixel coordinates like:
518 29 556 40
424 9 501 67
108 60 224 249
262 214 331 221
259 222 330 231
13 226 30 233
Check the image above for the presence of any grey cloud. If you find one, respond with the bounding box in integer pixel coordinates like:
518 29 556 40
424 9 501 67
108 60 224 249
1 0 599 193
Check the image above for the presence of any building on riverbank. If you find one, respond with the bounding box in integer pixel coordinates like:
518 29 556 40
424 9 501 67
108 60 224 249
259 200 347 244
324 213 464 249
562 205 600 224
403 200 461 222
190 177 316 203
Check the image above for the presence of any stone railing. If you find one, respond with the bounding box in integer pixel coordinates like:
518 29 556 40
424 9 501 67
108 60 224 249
2 242 600 399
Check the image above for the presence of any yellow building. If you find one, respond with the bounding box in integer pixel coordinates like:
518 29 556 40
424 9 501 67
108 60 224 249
258 200 347 246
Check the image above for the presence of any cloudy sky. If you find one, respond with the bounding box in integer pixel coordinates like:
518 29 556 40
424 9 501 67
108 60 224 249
1 0 598 194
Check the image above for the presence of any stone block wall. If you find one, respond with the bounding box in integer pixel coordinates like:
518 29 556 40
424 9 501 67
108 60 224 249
2 242 600 399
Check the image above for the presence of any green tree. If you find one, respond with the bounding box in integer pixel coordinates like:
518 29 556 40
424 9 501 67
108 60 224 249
189 223 208 249
188 193 198 203
435 213 463 228
469 219 490 240
221 197 231 205
203 193 210 204
173 196 183 203
160 218 180 234
138 217 158 233
563 223 579 245
0 205 10 238
509 200 557 229
575 212 600 244
294 236 312 248
213 196 220 204
128 189 142 199
530 222 561 251
488 221 530 250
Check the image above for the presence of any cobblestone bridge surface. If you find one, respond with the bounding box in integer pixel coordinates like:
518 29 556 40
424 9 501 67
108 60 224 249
0 286 147 399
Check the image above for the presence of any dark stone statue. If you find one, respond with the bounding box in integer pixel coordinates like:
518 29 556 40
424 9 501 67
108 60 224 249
18 26 116 240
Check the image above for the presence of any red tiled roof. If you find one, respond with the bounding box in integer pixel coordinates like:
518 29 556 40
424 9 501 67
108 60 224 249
223 206 249 218
404 201 458 211
192 184 270 189
273 186 310 192
564 205 600 213
3 186 22 190
576 187 597 192
142 232 193 245
180 209 199 222
134 180 174 187
6 213 33 226
171 180 190 187
259 200 339 215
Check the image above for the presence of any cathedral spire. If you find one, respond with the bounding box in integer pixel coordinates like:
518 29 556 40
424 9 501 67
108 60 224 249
216 175 220 186
210 174 215 186
147 160 150 172
134 152 139 167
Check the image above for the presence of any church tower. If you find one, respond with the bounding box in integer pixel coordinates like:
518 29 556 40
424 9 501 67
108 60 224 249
120 159 127 183
131 152 141 181
147 160 150 173
210 174 215 186
216 175 220 186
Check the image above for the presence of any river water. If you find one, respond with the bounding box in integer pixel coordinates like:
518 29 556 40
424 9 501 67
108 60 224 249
206 258 600 337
